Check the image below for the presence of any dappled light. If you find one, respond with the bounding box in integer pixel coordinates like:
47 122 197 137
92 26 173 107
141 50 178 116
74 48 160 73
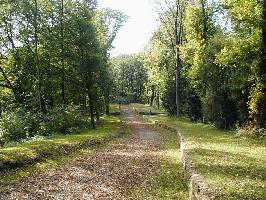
0 0 265 199
133 103 266 199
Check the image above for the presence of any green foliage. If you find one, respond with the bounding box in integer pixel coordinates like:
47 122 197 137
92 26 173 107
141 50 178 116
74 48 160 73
111 54 147 103
143 25 175 108
0 105 89 144
161 80 176 115
236 122 266 138
133 103 266 199
0 0 127 143
0 109 39 142
38 105 89 136
0 115 122 172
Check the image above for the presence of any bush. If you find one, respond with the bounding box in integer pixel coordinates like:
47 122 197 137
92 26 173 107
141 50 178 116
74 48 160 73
236 122 266 138
0 108 39 143
0 105 90 145
38 105 89 136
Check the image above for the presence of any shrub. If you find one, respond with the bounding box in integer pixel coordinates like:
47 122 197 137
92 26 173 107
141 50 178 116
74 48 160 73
0 108 39 143
38 105 89 136
236 122 266 138
0 105 89 145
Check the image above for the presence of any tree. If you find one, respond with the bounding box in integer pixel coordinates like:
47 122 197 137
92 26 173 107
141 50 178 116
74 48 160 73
154 0 185 116
111 54 147 103
94 8 127 114
0 0 126 133
250 0 266 127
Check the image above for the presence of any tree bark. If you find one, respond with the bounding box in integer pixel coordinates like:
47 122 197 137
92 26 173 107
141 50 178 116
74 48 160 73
60 0 66 105
95 108 100 122
175 0 182 117
105 96 110 115
34 0 45 112
157 93 160 109
88 91 95 129
200 0 208 42
150 85 155 106
257 0 266 126
175 47 181 116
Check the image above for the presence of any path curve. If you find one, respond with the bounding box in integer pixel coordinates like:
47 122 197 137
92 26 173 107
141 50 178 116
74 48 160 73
1 105 163 200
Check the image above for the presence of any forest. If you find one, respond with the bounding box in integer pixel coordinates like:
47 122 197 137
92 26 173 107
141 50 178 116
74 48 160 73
0 0 127 144
112 0 266 131
0 0 265 199
0 0 265 144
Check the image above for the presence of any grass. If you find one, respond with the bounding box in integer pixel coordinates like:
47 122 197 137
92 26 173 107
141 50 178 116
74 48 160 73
133 104 266 200
0 117 130 190
0 115 123 173
109 103 120 113
146 128 188 199
131 103 166 114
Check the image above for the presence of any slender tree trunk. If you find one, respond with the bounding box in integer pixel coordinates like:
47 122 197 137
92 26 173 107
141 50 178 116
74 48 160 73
60 0 66 105
48 59 54 108
157 93 160 109
139 84 142 103
200 0 208 42
150 85 155 106
34 0 45 112
105 96 110 115
175 0 182 117
175 47 181 116
95 107 100 122
256 0 266 126
83 91 87 109
88 91 95 129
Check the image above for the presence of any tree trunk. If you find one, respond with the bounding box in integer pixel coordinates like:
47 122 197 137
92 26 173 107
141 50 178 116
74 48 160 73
88 92 95 129
34 0 45 112
150 85 155 106
157 93 160 109
200 0 208 42
174 0 182 117
257 0 266 126
175 47 181 117
95 108 100 122
60 0 66 105
105 96 110 115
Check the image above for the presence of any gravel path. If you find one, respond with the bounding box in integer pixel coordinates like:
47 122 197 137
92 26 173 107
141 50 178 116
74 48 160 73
0 105 163 200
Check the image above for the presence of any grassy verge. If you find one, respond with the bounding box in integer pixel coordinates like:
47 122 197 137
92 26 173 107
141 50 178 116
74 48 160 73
142 128 188 199
0 115 122 173
131 103 165 114
0 115 130 190
133 104 266 200
109 103 120 113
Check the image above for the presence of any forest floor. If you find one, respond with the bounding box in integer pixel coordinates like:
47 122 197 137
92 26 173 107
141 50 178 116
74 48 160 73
0 105 188 199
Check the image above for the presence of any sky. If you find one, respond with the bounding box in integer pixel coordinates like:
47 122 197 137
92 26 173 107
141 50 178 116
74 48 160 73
97 0 159 57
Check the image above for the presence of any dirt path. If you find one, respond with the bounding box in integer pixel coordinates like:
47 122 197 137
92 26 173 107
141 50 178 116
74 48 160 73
0 105 166 200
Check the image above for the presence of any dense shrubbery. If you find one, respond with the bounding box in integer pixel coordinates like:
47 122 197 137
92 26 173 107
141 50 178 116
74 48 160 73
0 105 89 145
236 122 266 138
0 1 127 146
0 108 38 142
38 106 88 136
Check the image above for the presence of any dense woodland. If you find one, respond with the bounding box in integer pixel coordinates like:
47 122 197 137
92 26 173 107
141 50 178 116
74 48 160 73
0 0 265 145
112 0 266 132
0 0 127 144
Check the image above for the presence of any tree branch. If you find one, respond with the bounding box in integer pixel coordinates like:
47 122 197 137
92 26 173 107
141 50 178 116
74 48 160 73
0 65 14 89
